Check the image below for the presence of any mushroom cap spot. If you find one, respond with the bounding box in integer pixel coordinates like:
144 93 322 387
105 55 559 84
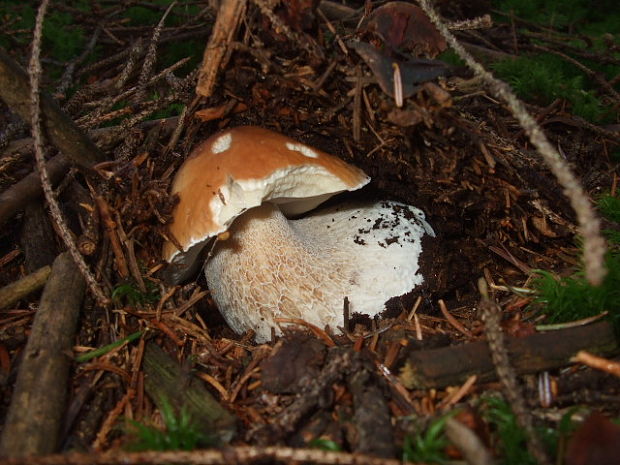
163 126 370 283
285 142 319 158
211 132 232 154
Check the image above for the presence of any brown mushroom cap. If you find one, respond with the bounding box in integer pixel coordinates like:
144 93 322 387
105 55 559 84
163 126 370 282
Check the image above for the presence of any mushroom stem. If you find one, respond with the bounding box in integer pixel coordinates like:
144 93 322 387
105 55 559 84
205 201 433 342
205 203 346 341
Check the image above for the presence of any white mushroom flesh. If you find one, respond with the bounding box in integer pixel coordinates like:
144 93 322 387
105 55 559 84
204 200 434 342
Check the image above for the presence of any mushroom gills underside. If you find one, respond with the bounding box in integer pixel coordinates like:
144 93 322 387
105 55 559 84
204 200 434 342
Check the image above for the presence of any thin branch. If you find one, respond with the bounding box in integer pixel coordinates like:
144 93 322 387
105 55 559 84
28 0 109 306
0 446 407 465
477 279 550 465
134 1 177 102
418 0 607 286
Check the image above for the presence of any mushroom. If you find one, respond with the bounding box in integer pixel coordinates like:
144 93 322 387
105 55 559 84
163 126 435 342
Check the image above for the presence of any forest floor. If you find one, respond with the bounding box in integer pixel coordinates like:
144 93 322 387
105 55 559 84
0 1 619 464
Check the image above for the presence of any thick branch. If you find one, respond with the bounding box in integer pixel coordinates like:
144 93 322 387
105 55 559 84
0 252 85 457
399 320 618 389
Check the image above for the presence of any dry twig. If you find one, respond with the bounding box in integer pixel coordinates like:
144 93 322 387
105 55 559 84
572 350 620 378
196 0 247 97
0 265 51 310
0 253 85 457
27 0 109 305
0 446 407 465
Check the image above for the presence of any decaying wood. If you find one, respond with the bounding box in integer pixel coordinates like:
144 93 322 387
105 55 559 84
253 348 365 443
0 116 179 228
1 116 180 157
195 0 247 97
0 252 85 458
399 320 618 389
0 49 105 169
347 360 395 458
142 343 237 443
477 280 550 465
0 265 51 310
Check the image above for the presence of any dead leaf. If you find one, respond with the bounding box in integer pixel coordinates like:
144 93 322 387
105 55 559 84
363 1 447 58
276 0 320 32
349 41 450 98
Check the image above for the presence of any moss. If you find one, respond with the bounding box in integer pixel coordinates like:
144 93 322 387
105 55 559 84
490 0 620 123
494 0 620 33
491 54 611 122
125 398 214 452
530 194 620 327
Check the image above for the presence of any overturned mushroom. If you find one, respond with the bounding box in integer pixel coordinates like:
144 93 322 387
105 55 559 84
163 126 435 342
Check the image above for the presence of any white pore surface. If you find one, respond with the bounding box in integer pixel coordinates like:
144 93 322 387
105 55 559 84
204 200 435 342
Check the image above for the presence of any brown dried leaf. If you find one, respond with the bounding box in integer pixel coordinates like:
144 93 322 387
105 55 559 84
277 0 320 32
364 1 447 58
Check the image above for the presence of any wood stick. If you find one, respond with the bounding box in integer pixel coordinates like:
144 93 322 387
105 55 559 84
399 320 619 389
0 252 85 457
0 154 69 227
0 265 51 310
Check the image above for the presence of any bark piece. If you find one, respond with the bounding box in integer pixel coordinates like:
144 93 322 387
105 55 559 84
142 343 237 443
0 49 105 169
348 359 395 458
260 334 326 393
399 320 618 389
0 252 85 457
